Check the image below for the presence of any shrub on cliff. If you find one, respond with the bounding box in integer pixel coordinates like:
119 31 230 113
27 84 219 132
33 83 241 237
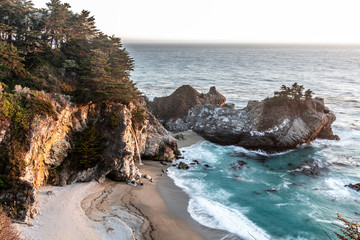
0 208 22 240
0 86 56 138
131 106 147 128
265 82 313 106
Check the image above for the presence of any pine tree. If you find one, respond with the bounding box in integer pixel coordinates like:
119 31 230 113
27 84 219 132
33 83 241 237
0 41 27 80
305 89 313 99
45 0 72 48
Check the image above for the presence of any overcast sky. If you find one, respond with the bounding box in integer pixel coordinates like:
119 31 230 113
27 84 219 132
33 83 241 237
31 0 360 44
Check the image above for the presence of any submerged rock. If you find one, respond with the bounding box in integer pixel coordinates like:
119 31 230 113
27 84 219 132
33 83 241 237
151 85 339 152
230 160 248 170
289 160 328 177
265 189 278 193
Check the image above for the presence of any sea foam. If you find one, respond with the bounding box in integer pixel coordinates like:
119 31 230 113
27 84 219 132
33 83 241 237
188 197 270 240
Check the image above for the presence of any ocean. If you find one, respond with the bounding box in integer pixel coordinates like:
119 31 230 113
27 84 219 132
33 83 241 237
125 43 360 240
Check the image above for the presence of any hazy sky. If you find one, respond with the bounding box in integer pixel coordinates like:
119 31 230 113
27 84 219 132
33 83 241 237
31 0 360 44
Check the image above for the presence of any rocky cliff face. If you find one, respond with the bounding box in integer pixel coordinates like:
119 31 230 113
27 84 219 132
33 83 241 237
0 89 177 219
32 102 176 187
151 86 339 152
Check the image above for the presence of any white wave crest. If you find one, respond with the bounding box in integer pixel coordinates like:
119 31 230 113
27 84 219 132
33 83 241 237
188 197 270 240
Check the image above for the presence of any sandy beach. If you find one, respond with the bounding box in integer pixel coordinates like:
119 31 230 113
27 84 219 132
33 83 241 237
171 130 205 148
17 130 231 240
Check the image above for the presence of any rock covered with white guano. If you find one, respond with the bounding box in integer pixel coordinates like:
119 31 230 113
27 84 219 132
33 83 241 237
152 86 339 152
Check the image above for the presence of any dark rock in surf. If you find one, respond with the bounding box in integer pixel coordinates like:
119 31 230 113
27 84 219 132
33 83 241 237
290 160 327 177
230 160 248 170
178 161 190 170
265 189 278 193
193 160 200 165
345 183 360 192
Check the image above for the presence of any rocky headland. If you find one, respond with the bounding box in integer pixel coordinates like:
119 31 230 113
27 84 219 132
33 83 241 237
149 85 339 152
0 86 177 220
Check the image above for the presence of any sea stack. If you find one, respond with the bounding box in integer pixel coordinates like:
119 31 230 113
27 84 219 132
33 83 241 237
149 85 339 152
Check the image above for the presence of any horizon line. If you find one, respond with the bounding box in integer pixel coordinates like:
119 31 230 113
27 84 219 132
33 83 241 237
122 39 360 47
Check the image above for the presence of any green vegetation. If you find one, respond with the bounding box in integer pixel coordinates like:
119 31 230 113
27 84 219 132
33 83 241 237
66 123 104 170
0 0 140 104
109 110 123 129
265 82 313 106
274 82 313 101
0 86 56 137
131 106 147 127
335 214 360 240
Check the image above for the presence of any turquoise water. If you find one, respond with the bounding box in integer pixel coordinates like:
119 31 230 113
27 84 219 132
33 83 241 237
126 44 360 239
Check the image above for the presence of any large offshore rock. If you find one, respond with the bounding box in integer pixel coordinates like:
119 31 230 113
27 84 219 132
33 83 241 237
148 85 226 121
154 86 339 152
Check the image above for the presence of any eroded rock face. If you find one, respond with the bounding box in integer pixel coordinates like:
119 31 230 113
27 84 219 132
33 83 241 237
142 113 178 161
22 100 178 187
148 85 226 121
0 91 177 219
154 86 339 152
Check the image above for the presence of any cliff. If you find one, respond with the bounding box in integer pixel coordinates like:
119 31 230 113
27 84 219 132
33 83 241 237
0 86 177 219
